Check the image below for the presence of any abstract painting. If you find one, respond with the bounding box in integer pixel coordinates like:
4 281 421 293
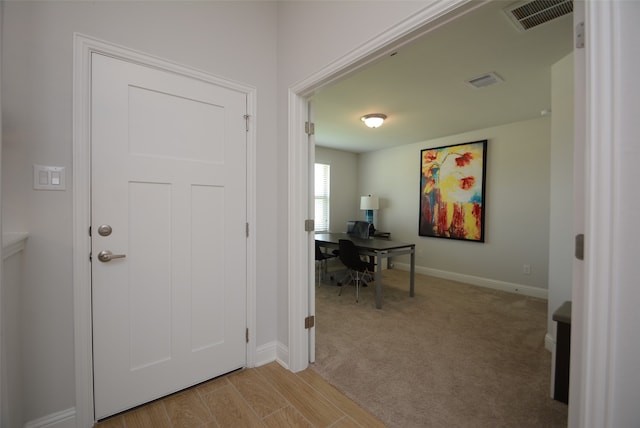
419 140 487 242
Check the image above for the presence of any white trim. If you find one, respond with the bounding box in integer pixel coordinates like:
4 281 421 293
308 101 317 364
287 88 311 372
72 33 257 426
276 342 290 370
393 263 549 300
253 341 277 367
72 34 94 428
2 232 28 260
245 77 258 371
252 341 290 370
547 332 556 398
569 0 586 424
24 408 76 428
0 7 4 426
574 2 616 427
287 0 478 375
545 332 556 353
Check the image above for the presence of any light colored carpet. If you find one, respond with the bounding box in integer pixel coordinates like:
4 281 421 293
312 268 568 428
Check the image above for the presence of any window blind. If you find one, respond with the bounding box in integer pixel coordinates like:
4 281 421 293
314 163 330 232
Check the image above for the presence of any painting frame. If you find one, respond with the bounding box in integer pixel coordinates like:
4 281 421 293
419 139 487 242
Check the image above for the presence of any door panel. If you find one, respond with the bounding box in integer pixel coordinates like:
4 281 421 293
91 53 247 419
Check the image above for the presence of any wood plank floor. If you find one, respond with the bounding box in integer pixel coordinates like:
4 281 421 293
94 362 385 428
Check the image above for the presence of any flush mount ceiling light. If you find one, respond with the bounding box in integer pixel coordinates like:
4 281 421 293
360 113 387 128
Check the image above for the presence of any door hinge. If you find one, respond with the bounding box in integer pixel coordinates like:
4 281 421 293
304 219 314 232
246 222 249 237
244 114 250 132
88 226 92 237
575 233 584 260
576 22 585 49
305 315 315 329
89 252 92 262
305 121 315 136
246 328 249 343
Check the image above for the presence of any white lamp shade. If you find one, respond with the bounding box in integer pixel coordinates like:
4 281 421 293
360 195 379 210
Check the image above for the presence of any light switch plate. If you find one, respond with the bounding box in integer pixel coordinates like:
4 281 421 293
33 164 66 190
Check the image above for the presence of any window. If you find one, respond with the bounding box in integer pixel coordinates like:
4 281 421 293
314 163 330 232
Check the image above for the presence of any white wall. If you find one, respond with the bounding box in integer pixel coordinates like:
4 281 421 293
315 147 359 231
547 53 574 339
358 117 551 292
1 1 278 424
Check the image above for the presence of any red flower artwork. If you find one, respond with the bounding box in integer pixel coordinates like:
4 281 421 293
419 140 487 241
459 176 475 190
455 152 474 167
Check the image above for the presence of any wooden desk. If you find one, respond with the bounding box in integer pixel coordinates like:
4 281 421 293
315 233 415 309
372 231 391 239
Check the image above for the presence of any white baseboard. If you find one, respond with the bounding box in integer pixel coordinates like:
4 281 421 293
545 332 556 353
254 340 290 370
24 408 75 428
547 332 557 398
276 342 289 370
254 341 278 367
393 263 548 300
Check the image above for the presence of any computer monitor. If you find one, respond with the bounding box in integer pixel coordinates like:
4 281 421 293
350 221 370 239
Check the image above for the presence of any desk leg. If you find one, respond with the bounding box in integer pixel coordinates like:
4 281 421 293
410 248 415 297
375 252 383 309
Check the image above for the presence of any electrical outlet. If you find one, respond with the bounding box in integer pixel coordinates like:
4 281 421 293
523 264 531 275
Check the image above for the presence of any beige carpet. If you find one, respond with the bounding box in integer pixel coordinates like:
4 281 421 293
312 268 568 428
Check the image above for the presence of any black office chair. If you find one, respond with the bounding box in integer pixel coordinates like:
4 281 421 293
315 241 337 284
337 239 375 302
332 220 359 258
333 220 371 259
350 220 378 271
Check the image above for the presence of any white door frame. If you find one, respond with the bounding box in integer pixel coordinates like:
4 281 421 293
72 33 257 427
288 1 616 427
570 2 619 426
307 100 317 364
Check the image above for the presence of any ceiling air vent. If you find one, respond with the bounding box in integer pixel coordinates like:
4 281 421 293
465 72 504 89
504 0 573 32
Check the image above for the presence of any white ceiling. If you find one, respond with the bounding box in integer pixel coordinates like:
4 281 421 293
311 1 574 153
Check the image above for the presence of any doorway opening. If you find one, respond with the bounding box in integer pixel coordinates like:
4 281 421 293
288 0 484 373
291 2 576 425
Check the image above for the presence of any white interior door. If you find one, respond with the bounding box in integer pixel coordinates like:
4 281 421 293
91 53 247 419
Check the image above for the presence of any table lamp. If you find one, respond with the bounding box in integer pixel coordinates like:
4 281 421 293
360 195 379 225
